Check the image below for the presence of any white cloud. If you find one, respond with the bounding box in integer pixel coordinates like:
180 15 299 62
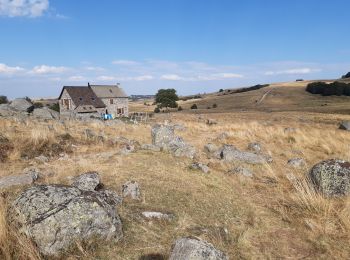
264 68 321 76
30 65 68 74
134 75 153 81
112 60 139 66
161 74 183 81
84 66 105 72
0 63 25 74
97 75 116 81
0 0 49 17
68 75 85 82
212 73 244 79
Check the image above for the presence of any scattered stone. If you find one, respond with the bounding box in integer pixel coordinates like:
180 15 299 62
84 129 104 142
71 171 101 191
32 107 59 120
34 155 49 163
206 119 218 126
141 211 174 220
169 237 228 260
9 98 32 112
204 143 221 159
122 181 141 200
151 124 196 159
220 145 267 165
190 162 210 174
228 166 253 177
309 159 350 196
0 171 39 190
141 144 161 152
247 142 261 153
284 127 297 133
339 121 350 131
172 124 187 131
217 132 229 141
287 158 306 168
10 181 123 256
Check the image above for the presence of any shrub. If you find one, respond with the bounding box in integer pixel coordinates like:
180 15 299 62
178 106 183 111
191 104 198 109
24 96 32 103
306 81 350 96
212 103 217 108
154 107 160 113
155 89 179 109
33 102 44 108
207 106 211 109
49 103 59 112
0 95 8 104
219 89 224 92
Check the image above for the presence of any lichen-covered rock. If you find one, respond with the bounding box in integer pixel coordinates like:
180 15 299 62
220 145 267 165
32 107 59 119
228 166 253 177
190 162 210 174
309 159 350 196
10 183 123 256
287 158 306 168
169 237 228 260
122 180 141 200
9 98 32 112
151 124 196 158
141 144 161 152
141 211 174 220
71 171 101 191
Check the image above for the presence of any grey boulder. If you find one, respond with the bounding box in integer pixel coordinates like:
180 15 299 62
9 98 32 111
247 142 261 153
287 158 306 168
33 107 59 119
71 171 101 191
10 172 123 256
169 237 228 260
309 159 350 196
0 170 39 190
122 180 141 200
339 121 350 131
190 162 210 174
220 145 267 165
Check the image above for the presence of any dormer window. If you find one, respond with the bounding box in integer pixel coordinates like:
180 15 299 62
91 97 95 101
79 97 83 101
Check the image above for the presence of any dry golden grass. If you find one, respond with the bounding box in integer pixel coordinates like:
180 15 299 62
1 109 350 259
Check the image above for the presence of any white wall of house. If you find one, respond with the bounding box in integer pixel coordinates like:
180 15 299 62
101 97 128 117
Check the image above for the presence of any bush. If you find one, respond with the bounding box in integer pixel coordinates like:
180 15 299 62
0 96 8 104
154 107 160 113
207 106 211 109
219 89 224 92
306 81 350 96
155 89 179 108
178 106 183 111
212 103 217 108
33 102 44 108
191 104 198 109
49 103 59 112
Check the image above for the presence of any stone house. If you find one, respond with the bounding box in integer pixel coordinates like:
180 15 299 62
58 83 128 118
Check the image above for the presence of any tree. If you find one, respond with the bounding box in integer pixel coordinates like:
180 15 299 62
154 107 160 113
0 96 8 104
155 89 179 109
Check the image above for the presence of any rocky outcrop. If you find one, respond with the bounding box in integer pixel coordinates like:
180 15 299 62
169 237 228 260
247 142 261 153
122 180 141 200
0 170 39 190
10 172 123 256
190 162 210 174
309 159 350 196
151 124 196 159
220 145 267 165
9 98 32 112
32 107 59 120
71 171 101 191
339 121 350 131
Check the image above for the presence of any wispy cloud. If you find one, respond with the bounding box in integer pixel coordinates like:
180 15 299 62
0 0 49 17
112 60 140 66
264 67 321 76
68 75 86 82
0 63 25 74
30 65 69 74
161 74 183 81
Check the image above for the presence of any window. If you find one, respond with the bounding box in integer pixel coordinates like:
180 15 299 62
110 99 113 104
91 97 95 101
79 97 83 101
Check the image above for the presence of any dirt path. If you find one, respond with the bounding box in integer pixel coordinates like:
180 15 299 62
256 88 274 105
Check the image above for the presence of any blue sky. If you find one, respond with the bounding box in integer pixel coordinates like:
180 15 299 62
0 0 350 99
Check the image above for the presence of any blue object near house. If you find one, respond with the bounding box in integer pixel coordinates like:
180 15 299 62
103 113 113 120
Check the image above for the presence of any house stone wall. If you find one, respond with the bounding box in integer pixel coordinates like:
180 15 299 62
101 97 128 117
59 89 76 117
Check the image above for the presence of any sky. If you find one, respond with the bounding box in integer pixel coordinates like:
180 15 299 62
0 0 350 99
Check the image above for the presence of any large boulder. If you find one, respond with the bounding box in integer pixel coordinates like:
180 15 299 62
151 124 196 159
339 121 350 131
33 107 59 119
287 158 306 168
0 170 39 190
220 145 267 165
169 237 228 260
309 159 350 196
9 98 32 112
122 180 141 200
10 173 123 256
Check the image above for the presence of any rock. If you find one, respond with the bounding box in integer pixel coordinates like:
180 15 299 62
122 181 141 200
220 145 267 165
112 137 140 154
217 132 229 141
169 237 228 260
141 211 174 220
141 144 161 152
33 107 59 120
151 124 196 159
10 183 123 256
247 142 261 153
284 127 297 133
339 121 350 131
204 143 221 159
287 158 306 168
172 124 187 131
228 166 253 177
0 104 18 117
84 129 104 142
34 155 49 163
71 171 101 191
0 171 39 190
9 98 32 112
206 119 217 126
190 162 210 174
309 159 350 196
